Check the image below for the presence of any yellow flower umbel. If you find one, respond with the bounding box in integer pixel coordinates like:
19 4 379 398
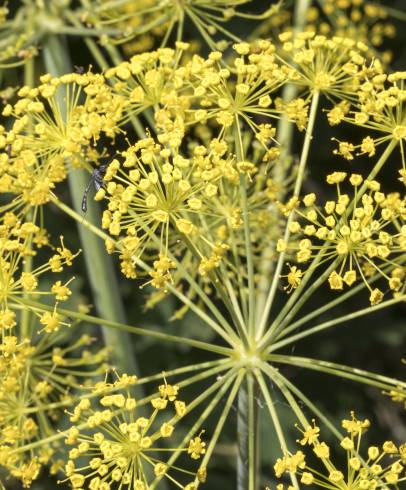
279 172 405 304
0 148 67 212
278 31 368 99
187 41 285 142
275 412 406 489
64 374 204 490
99 135 238 285
0 71 127 217
104 46 188 130
0 322 109 487
1 71 125 167
304 0 396 61
332 71 406 179
0 215 80 335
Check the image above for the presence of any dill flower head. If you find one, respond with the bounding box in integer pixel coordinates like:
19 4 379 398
0 216 79 328
186 41 287 140
305 0 396 60
278 31 369 98
331 71 406 178
274 412 406 489
279 172 406 304
1 72 125 168
104 46 189 129
104 42 292 147
99 135 239 284
0 324 109 487
0 149 67 210
64 374 205 489
98 131 285 295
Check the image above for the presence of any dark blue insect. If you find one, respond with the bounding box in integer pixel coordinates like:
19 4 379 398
82 164 107 213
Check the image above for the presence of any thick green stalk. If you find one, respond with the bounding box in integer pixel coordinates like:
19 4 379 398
234 114 259 489
237 377 250 490
237 372 260 490
272 0 312 189
42 34 139 376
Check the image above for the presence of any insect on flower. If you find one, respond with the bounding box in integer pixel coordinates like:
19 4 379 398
81 164 107 213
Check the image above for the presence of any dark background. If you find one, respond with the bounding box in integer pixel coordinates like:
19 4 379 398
1 0 405 488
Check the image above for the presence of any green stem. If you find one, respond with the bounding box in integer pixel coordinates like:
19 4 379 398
43 34 140 376
272 0 311 188
268 295 405 353
255 370 299 489
269 354 406 392
64 10 111 70
198 370 244 485
257 90 320 339
12 298 233 356
237 372 259 490
256 0 312 321
235 119 255 339
57 26 122 37
237 376 250 490
268 366 342 440
383 5 406 21
139 363 233 410
137 359 228 385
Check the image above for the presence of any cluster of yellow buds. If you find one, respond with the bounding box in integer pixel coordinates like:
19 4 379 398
0 214 80 324
304 0 396 60
0 326 109 487
275 413 406 488
65 374 206 490
331 71 406 180
99 135 241 285
279 172 405 304
278 31 369 96
0 72 126 212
